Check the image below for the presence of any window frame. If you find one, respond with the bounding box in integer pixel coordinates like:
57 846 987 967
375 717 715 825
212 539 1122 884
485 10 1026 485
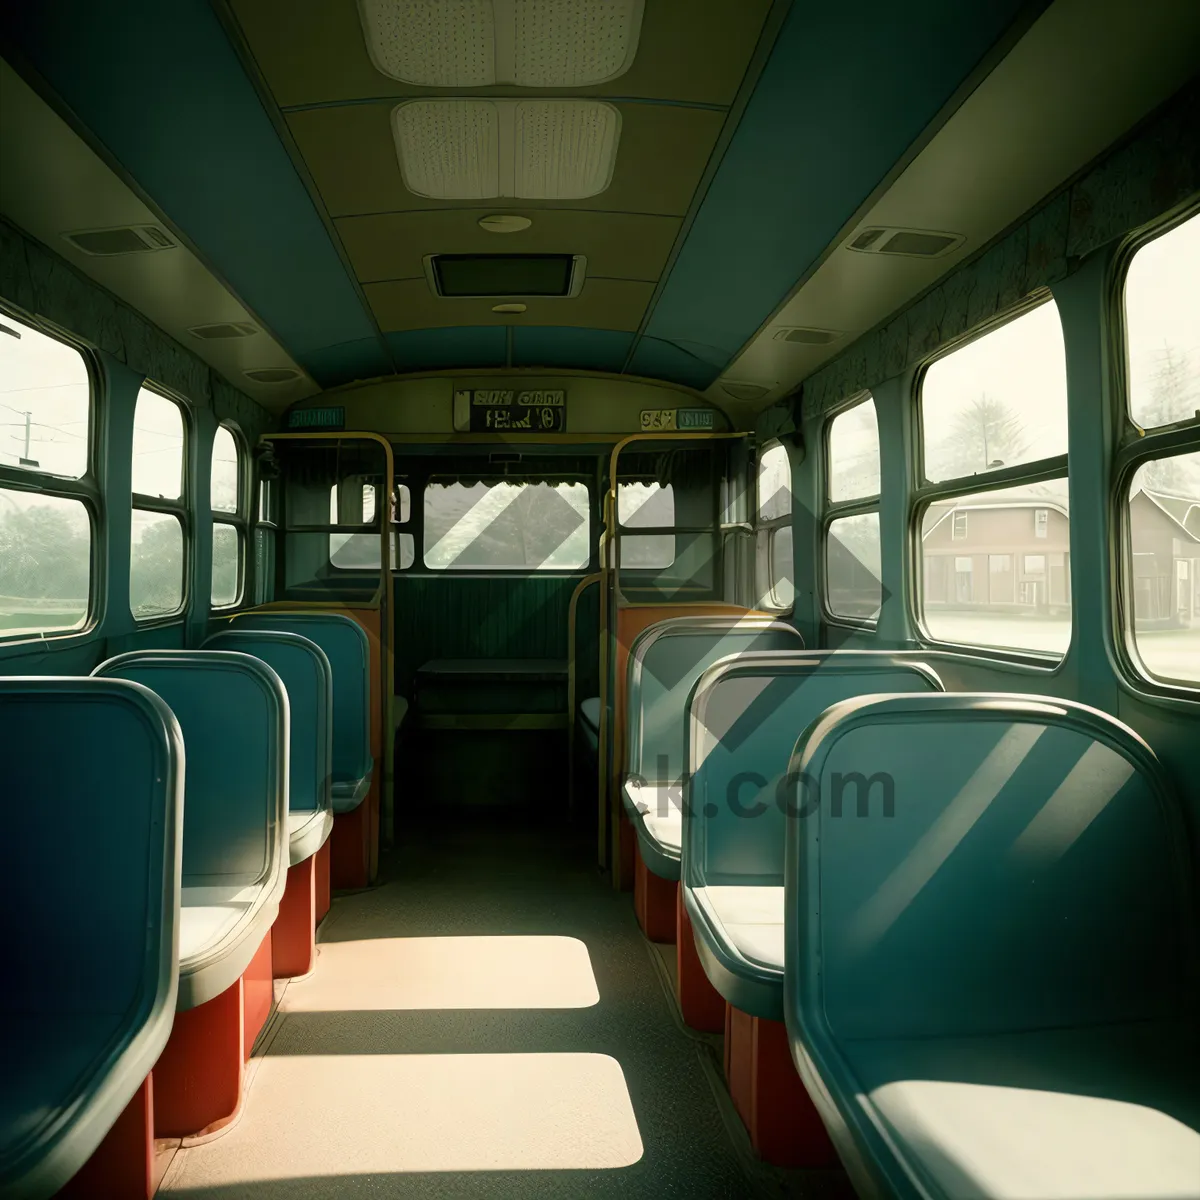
1112 204 1200 700
210 421 247 610
755 439 793 613
130 381 190 624
911 295 1071 663
821 392 882 629
0 302 101 647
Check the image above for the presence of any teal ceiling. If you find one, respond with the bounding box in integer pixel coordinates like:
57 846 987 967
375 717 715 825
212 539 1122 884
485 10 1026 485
2 0 1036 394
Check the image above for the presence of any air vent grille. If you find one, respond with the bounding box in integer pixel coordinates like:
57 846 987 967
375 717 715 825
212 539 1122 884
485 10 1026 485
63 225 176 256
244 368 301 384
773 327 842 345
846 226 964 259
189 322 258 340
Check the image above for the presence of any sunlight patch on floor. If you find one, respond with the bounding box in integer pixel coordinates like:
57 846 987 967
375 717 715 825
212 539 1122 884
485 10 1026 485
281 936 600 1011
163 1052 644 1186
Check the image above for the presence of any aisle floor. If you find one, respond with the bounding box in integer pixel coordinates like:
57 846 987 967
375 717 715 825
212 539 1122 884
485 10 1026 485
160 820 851 1199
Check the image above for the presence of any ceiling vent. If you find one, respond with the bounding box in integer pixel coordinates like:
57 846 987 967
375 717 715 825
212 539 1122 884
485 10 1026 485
772 326 843 345
360 0 644 87
393 99 620 200
244 368 302 384
63 224 176 256
720 381 773 402
846 227 965 258
188 321 258 340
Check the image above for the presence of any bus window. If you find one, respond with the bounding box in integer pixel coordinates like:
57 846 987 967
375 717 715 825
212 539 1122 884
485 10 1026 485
756 443 792 611
617 482 674 570
917 301 1070 656
211 425 245 608
130 386 185 620
823 395 880 623
0 310 94 639
1123 212 1199 431
424 480 590 571
1125 450 1200 687
921 302 1068 484
0 311 90 479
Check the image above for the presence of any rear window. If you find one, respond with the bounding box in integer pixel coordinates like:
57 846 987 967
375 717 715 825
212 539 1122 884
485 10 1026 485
424 480 590 571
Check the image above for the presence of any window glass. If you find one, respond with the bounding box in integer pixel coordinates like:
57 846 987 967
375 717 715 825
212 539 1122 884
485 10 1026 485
0 313 90 479
1127 449 1200 685
131 388 184 499
0 487 90 636
919 478 1071 654
770 525 794 609
1124 213 1200 430
211 426 240 514
758 443 792 520
258 480 271 523
618 482 673 528
424 481 590 571
826 512 881 619
828 398 880 502
394 482 411 524
921 303 1068 482
619 535 675 570
211 523 240 607
130 509 184 618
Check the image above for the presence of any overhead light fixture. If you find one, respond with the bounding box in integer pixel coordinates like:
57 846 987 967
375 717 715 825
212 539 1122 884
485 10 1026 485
425 254 585 298
244 368 302 384
772 327 843 345
394 100 620 200
492 302 527 313
479 214 532 234
359 0 645 87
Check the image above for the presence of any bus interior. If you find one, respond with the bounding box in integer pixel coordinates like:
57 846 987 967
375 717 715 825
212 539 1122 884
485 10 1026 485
1 2 1199 1198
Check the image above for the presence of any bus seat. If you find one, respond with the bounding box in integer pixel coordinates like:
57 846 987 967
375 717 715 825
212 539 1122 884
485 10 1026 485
203 629 334 977
785 693 1200 1200
0 678 183 1199
622 616 804 953
624 616 806 884
203 629 334 867
92 650 288 1138
683 651 942 1165
232 611 372 813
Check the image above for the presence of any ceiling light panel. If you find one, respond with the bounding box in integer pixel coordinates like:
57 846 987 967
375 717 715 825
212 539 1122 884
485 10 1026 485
360 0 644 87
394 100 620 200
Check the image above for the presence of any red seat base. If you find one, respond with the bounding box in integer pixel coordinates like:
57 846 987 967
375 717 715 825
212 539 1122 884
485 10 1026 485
314 837 332 925
58 1076 175 1199
634 844 676 943
272 855 317 978
675 885 725 1033
152 935 273 1138
726 1006 837 1167
330 801 370 890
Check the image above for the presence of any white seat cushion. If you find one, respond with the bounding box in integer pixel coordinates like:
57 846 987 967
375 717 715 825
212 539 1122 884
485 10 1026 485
845 1022 1200 1200
178 882 279 1010
288 808 333 866
699 885 784 970
641 809 682 858
621 779 681 818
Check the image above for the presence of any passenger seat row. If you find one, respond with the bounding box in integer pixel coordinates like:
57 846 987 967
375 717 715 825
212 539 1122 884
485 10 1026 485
607 614 1200 1199
0 612 374 1200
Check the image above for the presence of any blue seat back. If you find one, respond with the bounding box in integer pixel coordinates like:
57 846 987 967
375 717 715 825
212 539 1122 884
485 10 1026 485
94 650 287 888
1 678 183 1020
626 616 804 785
685 652 941 888
203 629 332 814
232 611 371 786
787 694 1196 1044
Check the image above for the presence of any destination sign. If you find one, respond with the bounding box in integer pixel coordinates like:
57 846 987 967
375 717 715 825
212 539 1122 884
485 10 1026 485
639 407 717 432
287 405 345 430
456 388 566 432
